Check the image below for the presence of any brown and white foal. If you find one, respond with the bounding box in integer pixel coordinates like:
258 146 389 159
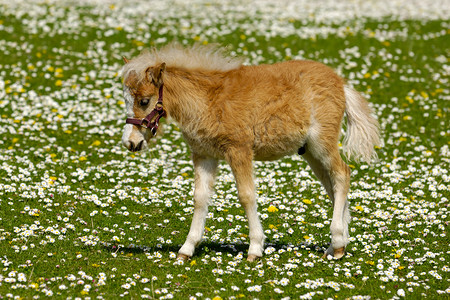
121 44 380 261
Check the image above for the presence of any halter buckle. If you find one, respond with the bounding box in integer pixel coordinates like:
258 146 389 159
140 118 151 129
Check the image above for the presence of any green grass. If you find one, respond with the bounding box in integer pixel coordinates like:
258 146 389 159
0 1 449 299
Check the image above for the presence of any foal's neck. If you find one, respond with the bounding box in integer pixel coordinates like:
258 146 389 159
164 67 223 128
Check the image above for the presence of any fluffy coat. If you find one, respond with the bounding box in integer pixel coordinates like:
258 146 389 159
121 43 380 261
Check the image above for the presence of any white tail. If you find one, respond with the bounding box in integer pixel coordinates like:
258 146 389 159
343 85 381 163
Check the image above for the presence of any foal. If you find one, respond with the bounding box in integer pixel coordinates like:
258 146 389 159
121 44 380 261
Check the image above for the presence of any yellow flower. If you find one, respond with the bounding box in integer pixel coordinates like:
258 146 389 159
190 260 196 266
55 80 63 86
79 156 87 161
30 283 38 289
355 206 363 211
420 91 429 99
91 140 101 146
267 205 278 212
302 199 312 205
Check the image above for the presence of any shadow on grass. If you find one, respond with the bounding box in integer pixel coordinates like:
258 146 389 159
102 243 180 255
102 240 331 258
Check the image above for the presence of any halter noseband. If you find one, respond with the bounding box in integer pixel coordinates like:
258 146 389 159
125 84 166 136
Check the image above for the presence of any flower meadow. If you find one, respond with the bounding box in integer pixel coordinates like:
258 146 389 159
0 0 449 298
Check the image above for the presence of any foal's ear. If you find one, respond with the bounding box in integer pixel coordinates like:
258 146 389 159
146 62 166 87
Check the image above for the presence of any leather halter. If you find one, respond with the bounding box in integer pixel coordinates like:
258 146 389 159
125 85 166 136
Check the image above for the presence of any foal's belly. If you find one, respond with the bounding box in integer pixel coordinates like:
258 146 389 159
252 132 306 161
182 127 307 161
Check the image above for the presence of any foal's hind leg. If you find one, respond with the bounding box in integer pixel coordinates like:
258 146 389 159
302 145 351 259
178 154 218 259
225 147 265 262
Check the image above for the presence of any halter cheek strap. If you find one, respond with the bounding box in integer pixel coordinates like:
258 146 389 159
125 85 166 136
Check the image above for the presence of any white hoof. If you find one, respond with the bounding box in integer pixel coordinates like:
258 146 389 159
323 246 346 259
177 253 190 261
247 254 261 262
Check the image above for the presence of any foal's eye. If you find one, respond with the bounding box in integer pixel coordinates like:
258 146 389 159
139 98 150 106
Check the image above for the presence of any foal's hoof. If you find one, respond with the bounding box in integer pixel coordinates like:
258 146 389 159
246 254 261 262
177 253 190 261
322 247 346 259
333 247 345 259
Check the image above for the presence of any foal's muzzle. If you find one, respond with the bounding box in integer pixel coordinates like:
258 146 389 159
128 140 145 152
121 124 147 152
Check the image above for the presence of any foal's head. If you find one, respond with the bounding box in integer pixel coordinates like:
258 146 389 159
121 58 166 152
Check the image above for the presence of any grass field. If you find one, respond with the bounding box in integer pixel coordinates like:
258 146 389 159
0 0 449 299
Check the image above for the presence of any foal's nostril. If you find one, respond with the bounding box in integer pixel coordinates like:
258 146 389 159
136 140 144 152
129 141 136 152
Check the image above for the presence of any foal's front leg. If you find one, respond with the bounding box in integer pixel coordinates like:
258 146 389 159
178 154 218 260
226 147 265 262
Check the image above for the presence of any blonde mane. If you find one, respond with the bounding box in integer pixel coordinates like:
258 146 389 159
122 43 244 83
